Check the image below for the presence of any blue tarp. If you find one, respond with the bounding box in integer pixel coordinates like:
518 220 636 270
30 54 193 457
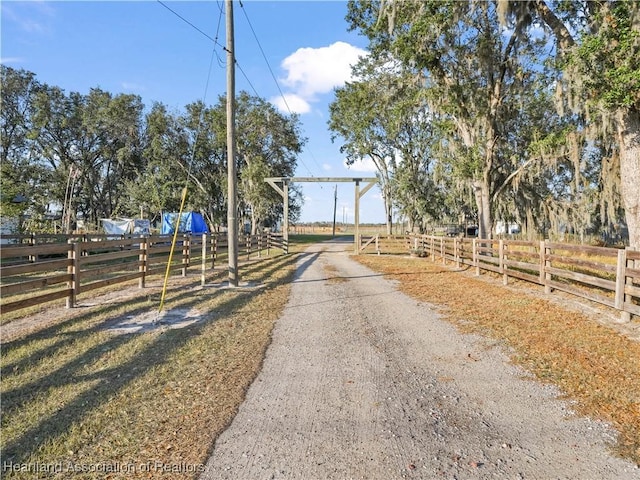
161 212 209 235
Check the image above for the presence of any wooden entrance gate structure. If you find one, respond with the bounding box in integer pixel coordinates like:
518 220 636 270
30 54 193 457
265 177 378 254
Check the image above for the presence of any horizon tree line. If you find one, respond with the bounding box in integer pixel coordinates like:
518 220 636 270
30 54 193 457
1 65 306 235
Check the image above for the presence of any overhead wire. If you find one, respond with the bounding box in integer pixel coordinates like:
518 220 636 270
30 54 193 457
158 0 260 98
212 1 226 68
156 0 225 317
238 0 294 119
157 0 220 45
158 0 321 178
157 0 331 224
238 0 325 180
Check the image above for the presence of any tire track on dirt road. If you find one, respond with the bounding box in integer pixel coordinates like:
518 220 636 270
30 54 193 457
201 239 639 479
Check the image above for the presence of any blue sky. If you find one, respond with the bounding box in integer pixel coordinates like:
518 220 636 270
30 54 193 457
1 0 386 224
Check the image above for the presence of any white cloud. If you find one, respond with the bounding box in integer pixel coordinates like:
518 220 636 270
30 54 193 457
20 19 48 34
270 93 311 115
344 157 379 173
121 82 146 92
273 41 367 114
322 163 332 171
282 41 367 97
0 57 24 65
2 2 54 34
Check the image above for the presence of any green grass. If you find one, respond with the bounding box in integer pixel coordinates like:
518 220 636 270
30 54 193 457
289 233 352 245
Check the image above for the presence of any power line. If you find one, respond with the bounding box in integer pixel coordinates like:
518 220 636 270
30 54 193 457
235 62 260 98
160 1 224 177
159 0 321 179
213 0 226 68
157 0 259 97
238 0 325 179
239 0 293 118
157 0 222 48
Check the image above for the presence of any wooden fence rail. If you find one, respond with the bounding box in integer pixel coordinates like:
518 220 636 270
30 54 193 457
1 232 285 315
360 234 639 322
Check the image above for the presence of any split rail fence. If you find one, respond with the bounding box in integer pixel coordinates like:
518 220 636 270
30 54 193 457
0 232 286 315
360 234 640 322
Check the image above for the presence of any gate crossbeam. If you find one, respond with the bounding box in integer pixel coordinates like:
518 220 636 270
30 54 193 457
264 176 378 254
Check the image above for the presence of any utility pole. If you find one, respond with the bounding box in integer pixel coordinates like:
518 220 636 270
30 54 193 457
332 184 337 237
226 0 238 286
354 180 360 254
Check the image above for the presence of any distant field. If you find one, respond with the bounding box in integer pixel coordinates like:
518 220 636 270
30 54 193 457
289 224 389 235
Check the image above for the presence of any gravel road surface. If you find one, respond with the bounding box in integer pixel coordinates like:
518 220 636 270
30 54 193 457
201 239 639 479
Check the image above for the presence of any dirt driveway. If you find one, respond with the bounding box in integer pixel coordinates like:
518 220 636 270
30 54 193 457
201 239 639 479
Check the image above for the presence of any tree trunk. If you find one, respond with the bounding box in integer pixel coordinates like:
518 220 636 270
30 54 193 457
473 179 492 239
383 183 393 235
617 108 640 250
526 207 536 241
251 214 259 236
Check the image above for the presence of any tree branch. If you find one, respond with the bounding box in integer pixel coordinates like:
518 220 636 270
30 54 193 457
531 0 575 51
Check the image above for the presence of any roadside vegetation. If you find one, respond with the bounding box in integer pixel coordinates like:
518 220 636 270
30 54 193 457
332 1 639 249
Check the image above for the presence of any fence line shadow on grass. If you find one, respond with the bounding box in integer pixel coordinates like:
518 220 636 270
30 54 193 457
0 252 301 466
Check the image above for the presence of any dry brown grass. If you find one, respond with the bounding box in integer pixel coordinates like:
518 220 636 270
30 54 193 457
1 253 299 479
355 254 640 466
322 263 347 284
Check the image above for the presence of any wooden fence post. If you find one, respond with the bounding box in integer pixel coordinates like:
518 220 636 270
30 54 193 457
615 248 631 322
544 241 552 294
473 239 479 276
538 240 545 286
500 240 508 285
182 235 189 277
201 233 207 286
258 232 263 258
66 241 80 308
139 236 147 289
440 237 445 264
212 235 217 269
29 233 37 263
454 238 460 268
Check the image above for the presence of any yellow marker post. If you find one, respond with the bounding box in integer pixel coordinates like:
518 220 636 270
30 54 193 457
157 186 188 317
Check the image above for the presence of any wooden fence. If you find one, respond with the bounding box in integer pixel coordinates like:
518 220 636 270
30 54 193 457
359 234 640 322
0 232 286 315
1 232 130 245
